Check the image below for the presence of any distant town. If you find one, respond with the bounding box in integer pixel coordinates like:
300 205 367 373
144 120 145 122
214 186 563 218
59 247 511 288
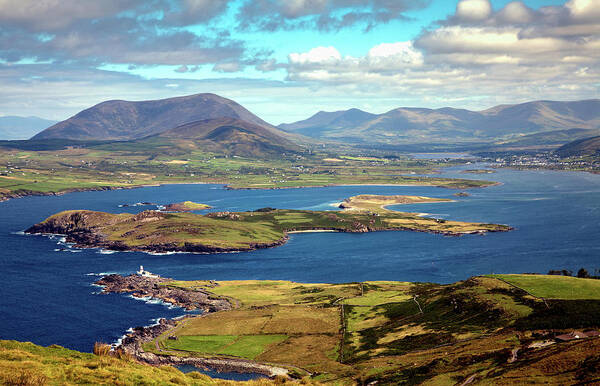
479 152 600 174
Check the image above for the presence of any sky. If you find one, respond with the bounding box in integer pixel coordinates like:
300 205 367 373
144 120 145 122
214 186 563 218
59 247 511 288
0 0 598 124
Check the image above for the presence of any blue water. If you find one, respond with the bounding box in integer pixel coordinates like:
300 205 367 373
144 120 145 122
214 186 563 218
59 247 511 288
1 165 599 352
177 365 266 381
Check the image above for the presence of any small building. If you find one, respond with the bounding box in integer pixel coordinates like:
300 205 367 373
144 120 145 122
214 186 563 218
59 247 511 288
555 331 587 342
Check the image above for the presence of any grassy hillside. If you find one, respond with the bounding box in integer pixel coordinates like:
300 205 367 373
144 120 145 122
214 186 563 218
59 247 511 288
131 117 305 158
136 275 600 384
0 340 296 385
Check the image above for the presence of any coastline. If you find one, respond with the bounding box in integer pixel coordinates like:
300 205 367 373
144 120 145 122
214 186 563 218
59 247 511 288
225 181 501 191
0 178 501 204
95 274 291 378
26 223 511 258
287 229 337 234
26 220 511 256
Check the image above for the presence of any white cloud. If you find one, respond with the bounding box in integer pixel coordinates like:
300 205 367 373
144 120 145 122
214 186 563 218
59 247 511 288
289 46 342 65
455 0 492 22
280 0 599 111
566 0 600 21
496 2 533 24
367 42 424 66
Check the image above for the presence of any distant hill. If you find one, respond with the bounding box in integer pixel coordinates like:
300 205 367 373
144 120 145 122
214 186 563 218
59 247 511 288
139 117 303 157
0 116 57 140
280 108 378 137
32 93 274 141
555 135 600 157
280 100 600 146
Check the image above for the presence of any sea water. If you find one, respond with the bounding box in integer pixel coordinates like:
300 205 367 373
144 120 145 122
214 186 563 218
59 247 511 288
0 164 599 351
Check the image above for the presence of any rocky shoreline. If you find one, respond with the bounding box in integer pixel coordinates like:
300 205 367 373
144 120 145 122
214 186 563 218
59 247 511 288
95 274 232 311
94 274 289 378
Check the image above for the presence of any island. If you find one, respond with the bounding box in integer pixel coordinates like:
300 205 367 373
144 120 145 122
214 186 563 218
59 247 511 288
83 272 600 385
338 194 451 211
25 195 512 254
161 201 212 212
453 191 471 197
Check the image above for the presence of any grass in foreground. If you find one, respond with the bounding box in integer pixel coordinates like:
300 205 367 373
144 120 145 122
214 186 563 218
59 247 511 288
0 340 294 385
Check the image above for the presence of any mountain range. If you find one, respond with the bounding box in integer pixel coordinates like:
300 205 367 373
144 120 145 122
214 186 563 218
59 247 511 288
279 100 600 146
0 116 57 140
28 94 600 153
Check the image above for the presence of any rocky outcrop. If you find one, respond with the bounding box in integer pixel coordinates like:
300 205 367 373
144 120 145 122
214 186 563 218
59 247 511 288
136 351 289 378
95 274 231 312
97 274 289 378
0 185 146 203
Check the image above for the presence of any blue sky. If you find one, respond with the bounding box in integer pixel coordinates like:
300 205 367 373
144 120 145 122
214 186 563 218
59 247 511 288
0 0 597 124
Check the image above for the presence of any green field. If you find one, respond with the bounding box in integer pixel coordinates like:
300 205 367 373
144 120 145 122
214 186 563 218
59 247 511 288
489 274 600 299
163 335 287 360
139 274 600 384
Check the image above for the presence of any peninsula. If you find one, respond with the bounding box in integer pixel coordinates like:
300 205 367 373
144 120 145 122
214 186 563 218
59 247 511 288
25 195 511 254
88 272 600 385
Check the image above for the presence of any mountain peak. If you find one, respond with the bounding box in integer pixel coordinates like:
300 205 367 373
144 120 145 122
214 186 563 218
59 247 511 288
32 93 271 141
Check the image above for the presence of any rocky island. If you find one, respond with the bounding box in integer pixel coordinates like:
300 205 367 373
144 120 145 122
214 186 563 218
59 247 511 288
25 195 511 254
160 201 212 212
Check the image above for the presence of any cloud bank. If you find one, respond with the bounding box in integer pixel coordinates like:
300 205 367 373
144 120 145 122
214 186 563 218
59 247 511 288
0 0 597 123
283 0 599 108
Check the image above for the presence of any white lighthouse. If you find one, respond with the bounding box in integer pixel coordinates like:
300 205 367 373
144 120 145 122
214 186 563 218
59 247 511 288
136 265 158 278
